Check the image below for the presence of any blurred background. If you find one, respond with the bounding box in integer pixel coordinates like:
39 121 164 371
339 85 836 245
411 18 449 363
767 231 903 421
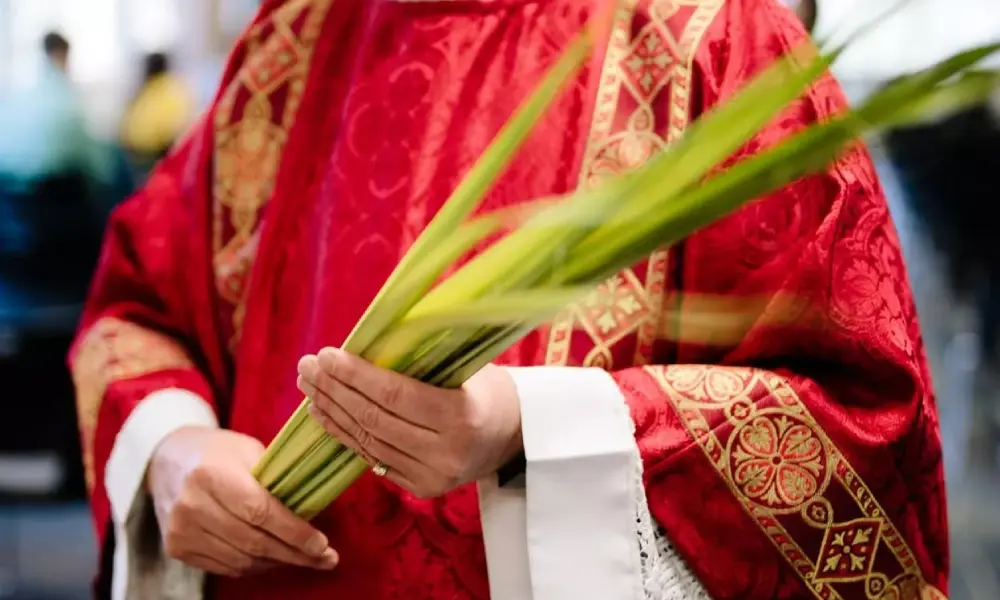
0 0 998 598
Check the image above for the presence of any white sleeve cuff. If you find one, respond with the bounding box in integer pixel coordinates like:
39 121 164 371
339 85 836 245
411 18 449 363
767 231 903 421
106 389 219 525
106 388 217 600
478 367 709 600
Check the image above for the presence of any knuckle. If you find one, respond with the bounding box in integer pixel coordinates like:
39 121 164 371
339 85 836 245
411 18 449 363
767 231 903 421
353 425 374 451
189 463 215 489
242 494 271 527
358 404 380 430
244 532 269 558
173 491 199 519
459 400 486 434
380 380 403 408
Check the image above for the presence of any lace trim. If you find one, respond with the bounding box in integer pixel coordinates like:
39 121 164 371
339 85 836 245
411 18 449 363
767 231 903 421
628 425 711 599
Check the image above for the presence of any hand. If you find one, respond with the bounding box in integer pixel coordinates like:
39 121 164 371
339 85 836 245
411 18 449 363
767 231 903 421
148 427 339 577
297 348 522 499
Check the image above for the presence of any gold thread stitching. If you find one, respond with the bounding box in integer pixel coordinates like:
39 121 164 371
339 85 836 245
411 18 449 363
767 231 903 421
648 365 947 600
545 0 725 368
71 318 194 491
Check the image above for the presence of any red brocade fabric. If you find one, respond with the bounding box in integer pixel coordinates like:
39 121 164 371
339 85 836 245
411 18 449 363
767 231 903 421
70 1 948 599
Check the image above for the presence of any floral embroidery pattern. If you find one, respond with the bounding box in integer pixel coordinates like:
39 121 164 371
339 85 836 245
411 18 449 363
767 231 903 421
649 365 947 600
730 413 829 511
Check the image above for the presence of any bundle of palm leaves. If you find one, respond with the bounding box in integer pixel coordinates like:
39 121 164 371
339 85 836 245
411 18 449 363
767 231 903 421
252 21 1000 519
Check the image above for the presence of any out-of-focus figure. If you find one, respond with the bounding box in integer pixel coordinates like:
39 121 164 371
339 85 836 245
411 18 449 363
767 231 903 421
0 30 107 276
120 52 193 180
0 33 107 192
0 32 112 505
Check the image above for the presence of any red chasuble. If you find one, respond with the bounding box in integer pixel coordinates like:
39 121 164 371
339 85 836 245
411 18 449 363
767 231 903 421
70 0 949 598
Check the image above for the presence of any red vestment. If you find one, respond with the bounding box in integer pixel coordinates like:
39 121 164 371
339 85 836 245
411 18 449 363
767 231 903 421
71 0 949 598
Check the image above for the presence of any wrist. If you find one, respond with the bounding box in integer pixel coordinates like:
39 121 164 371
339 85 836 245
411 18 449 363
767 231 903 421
146 425 216 493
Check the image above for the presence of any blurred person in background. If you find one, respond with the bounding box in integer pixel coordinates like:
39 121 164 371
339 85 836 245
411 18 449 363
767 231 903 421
71 2 949 600
0 30 113 284
0 33 119 509
120 52 194 182
0 32 108 193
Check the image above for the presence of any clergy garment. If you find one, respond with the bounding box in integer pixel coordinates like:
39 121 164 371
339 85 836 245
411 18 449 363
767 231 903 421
70 0 949 599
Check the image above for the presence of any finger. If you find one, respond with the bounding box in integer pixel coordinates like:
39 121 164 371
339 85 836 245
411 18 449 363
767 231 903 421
306 401 426 486
297 366 437 447
185 554 241 577
193 525 271 574
309 406 427 494
297 370 435 454
206 500 338 570
312 349 453 430
200 472 338 568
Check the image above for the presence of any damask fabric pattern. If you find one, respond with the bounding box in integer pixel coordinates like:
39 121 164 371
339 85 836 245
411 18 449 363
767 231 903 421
543 1 949 599
70 0 948 599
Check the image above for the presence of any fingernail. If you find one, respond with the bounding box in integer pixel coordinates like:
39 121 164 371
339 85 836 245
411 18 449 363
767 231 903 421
320 547 338 568
306 534 328 557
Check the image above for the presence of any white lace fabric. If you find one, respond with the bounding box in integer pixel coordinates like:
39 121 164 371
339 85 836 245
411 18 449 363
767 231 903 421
632 451 711 600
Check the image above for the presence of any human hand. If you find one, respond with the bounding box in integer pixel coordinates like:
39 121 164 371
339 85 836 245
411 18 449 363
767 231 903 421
148 427 339 577
297 348 522 499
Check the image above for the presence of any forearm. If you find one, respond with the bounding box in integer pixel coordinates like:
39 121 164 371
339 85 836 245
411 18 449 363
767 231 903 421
72 317 218 600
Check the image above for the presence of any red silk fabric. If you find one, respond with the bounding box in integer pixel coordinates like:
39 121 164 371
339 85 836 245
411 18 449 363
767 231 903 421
71 0 948 599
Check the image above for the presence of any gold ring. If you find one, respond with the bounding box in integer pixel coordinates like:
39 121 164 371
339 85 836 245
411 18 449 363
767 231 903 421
372 461 389 477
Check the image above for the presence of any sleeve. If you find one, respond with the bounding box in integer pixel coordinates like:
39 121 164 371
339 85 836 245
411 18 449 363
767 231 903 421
477 2 949 600
70 118 221 600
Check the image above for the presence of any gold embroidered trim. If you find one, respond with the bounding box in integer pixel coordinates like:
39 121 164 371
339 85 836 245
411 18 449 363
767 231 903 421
71 318 194 491
545 0 724 368
212 0 335 345
649 365 947 600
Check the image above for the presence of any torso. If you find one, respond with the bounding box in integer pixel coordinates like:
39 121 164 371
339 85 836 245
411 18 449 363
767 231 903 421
209 1 725 597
